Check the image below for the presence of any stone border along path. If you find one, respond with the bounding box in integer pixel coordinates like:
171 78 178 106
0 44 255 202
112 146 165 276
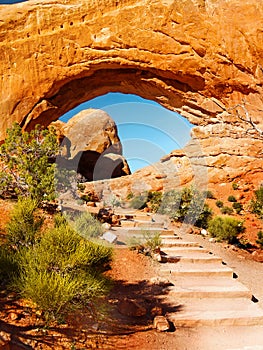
112 209 263 349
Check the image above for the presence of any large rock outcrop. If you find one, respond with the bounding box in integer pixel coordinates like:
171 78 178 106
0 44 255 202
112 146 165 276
53 109 130 180
0 0 263 191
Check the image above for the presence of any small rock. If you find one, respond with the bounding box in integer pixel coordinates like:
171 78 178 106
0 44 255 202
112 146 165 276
209 237 216 243
149 277 172 286
153 253 162 262
118 298 147 317
8 312 18 321
102 222 111 230
200 229 208 236
101 231 117 244
86 201 95 207
153 316 170 332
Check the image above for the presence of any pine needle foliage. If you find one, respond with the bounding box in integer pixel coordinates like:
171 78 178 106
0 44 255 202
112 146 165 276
0 123 58 201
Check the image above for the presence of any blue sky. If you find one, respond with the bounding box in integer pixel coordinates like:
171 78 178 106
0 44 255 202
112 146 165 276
61 93 193 172
0 0 26 3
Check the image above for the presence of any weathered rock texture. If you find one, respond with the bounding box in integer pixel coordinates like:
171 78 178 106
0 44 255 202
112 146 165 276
0 0 263 190
53 109 130 180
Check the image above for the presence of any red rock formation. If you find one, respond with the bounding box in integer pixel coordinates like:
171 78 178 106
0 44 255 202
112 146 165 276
52 109 130 180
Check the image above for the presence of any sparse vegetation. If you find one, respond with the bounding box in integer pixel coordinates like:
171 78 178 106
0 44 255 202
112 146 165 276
0 123 58 202
6 197 43 248
228 195 237 203
256 230 263 249
208 216 245 244
232 202 243 214
232 182 239 190
221 206 234 215
129 193 148 210
0 201 112 322
147 191 162 213
250 185 263 220
204 190 215 199
159 187 211 227
129 231 161 256
216 200 224 208
69 211 104 239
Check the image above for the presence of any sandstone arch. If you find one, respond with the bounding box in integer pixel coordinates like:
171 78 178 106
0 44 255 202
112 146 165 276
1 0 263 190
1 0 263 140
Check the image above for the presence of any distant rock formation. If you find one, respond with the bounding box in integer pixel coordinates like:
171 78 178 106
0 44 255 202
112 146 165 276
52 109 130 181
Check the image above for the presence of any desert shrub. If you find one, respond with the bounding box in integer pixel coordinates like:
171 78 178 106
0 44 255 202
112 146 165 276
216 200 224 208
0 123 58 201
69 211 103 239
232 182 239 190
148 191 162 213
159 187 208 226
220 206 234 215
250 186 263 220
129 194 148 209
208 216 245 243
195 204 213 229
205 190 215 199
228 195 237 202
12 222 112 320
256 231 263 249
126 192 134 200
129 231 161 256
6 198 43 248
232 202 243 214
0 245 18 285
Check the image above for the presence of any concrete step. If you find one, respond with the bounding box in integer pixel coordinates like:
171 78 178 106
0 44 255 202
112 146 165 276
127 228 175 235
161 239 201 248
160 252 222 264
167 277 252 299
120 219 163 228
167 298 263 327
160 262 234 277
135 221 164 228
160 246 210 254
159 234 181 239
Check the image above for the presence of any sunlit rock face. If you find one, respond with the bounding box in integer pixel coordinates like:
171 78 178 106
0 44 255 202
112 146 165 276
0 0 263 190
51 109 130 181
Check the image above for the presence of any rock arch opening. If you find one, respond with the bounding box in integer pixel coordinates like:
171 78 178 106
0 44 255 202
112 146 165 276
58 93 194 180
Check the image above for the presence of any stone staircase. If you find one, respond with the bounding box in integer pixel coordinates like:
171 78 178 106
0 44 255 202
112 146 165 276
114 210 263 331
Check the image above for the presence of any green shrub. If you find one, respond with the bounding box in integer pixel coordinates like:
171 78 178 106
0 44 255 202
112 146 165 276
6 198 43 248
221 206 234 215
0 245 18 285
12 221 112 320
126 192 134 200
208 216 245 243
148 191 162 213
195 204 213 229
129 194 148 210
159 187 208 226
205 190 215 199
232 202 243 214
256 230 263 249
0 123 58 201
250 186 263 220
70 212 103 239
228 195 237 203
232 182 239 190
216 200 224 208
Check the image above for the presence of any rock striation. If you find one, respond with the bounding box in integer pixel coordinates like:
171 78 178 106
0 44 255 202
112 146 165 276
53 109 130 181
